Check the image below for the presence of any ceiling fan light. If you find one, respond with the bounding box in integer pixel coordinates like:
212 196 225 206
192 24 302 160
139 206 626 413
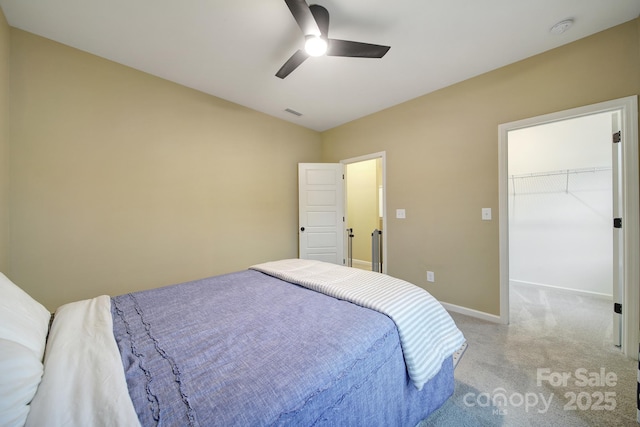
304 36 327 57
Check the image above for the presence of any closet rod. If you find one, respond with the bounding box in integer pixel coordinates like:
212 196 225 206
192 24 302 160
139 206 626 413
509 166 611 180
510 166 612 195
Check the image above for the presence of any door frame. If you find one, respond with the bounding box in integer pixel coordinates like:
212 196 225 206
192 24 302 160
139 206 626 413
498 96 639 358
341 151 387 274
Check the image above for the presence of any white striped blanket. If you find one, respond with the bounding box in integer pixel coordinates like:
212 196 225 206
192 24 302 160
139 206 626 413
250 259 466 390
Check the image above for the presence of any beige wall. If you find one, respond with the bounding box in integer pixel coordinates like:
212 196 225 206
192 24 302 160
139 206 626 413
5 18 640 316
0 9 8 273
9 30 322 310
322 18 640 316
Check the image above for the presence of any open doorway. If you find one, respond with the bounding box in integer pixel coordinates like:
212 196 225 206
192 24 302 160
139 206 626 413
297 153 386 270
508 112 614 297
507 112 617 344
498 96 639 358
345 158 383 270
342 152 387 273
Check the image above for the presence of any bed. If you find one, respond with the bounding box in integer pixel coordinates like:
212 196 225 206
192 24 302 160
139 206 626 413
1 258 465 427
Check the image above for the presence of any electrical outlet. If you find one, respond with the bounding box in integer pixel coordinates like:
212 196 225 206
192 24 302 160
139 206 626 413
427 271 435 283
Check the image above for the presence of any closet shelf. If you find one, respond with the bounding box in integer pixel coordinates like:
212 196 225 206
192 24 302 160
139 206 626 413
509 167 612 195
509 166 611 179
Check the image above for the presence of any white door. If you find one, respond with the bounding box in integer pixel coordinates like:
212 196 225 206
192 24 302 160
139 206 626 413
298 163 345 265
612 112 623 347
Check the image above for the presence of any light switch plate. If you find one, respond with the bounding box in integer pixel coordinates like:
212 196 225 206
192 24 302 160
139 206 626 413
482 208 492 221
396 209 406 219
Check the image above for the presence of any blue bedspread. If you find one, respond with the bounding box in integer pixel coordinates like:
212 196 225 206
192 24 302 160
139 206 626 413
111 270 454 426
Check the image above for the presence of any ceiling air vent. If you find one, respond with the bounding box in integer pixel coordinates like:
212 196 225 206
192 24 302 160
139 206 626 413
285 108 302 117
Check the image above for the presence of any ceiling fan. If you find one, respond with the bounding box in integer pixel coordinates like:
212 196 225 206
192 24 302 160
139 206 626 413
276 0 391 79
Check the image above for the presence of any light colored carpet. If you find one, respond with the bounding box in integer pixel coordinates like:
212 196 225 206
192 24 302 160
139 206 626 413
420 283 637 426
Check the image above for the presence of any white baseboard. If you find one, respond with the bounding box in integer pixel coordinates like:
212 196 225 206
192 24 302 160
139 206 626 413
441 302 501 323
510 279 612 300
351 259 372 270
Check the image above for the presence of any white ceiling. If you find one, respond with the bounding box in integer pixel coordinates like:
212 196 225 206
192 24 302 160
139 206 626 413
1 0 639 131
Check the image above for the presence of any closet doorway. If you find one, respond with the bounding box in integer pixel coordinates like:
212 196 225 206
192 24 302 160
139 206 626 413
509 112 616 338
342 152 386 273
498 96 639 358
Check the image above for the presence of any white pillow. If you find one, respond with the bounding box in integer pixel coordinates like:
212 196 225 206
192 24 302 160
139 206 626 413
0 273 51 357
0 273 51 427
0 339 45 427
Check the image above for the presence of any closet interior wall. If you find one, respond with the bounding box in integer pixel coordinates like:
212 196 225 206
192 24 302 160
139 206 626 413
508 113 614 298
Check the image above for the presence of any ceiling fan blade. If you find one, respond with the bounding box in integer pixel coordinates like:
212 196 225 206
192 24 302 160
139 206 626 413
309 4 329 38
284 0 320 36
327 39 390 58
276 49 309 79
